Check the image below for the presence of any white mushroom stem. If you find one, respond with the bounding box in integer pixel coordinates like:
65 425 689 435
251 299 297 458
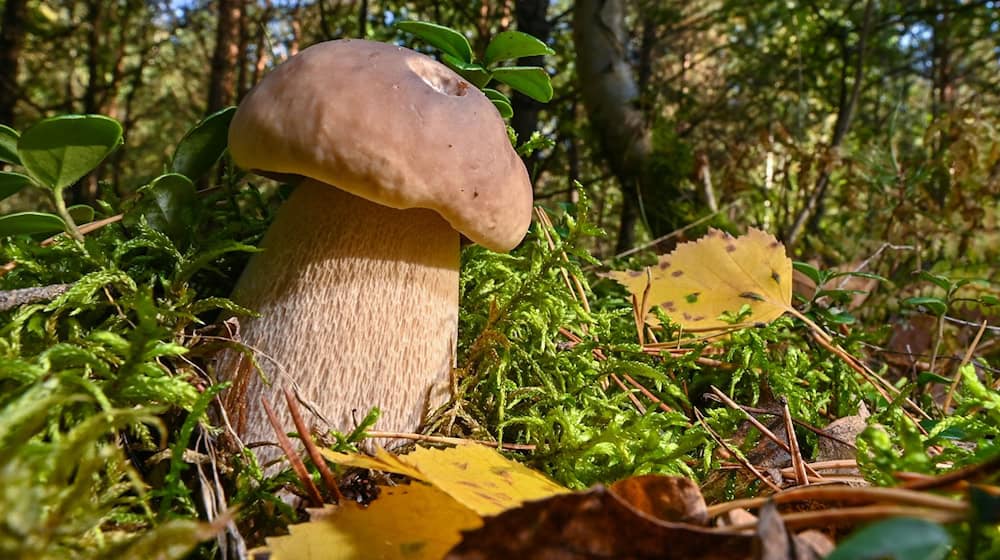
219 179 458 454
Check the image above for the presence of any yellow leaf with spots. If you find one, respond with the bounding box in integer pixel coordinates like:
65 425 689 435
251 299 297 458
263 482 482 560
402 444 570 516
321 444 570 516
606 228 792 330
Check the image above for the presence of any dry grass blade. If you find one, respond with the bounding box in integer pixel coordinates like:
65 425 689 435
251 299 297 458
695 408 782 493
365 430 537 451
942 319 988 412
781 397 809 487
705 484 969 519
719 505 966 532
282 388 343 504
707 386 822 480
261 397 324 507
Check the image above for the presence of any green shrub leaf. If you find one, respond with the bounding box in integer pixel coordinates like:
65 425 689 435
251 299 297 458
441 54 492 88
903 296 948 316
125 173 198 248
170 107 236 180
485 88 514 118
396 21 473 64
68 204 95 224
827 517 951 560
0 171 35 202
0 211 66 237
0 124 20 165
491 66 553 102
485 30 554 65
17 115 123 190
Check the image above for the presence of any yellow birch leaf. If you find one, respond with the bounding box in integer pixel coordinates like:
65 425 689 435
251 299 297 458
264 482 481 560
606 228 792 330
321 444 570 517
402 444 571 516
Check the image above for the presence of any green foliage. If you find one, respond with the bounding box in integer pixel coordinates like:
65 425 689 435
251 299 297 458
169 107 237 182
826 517 952 560
396 20 555 114
451 193 700 488
18 115 123 192
0 112 269 557
0 380 208 559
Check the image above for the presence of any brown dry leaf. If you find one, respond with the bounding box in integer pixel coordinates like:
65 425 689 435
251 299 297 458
321 443 569 516
610 474 708 525
606 228 792 330
264 482 482 560
446 475 753 560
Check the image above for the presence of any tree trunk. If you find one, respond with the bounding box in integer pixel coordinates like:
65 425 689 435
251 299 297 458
573 0 651 252
207 0 243 114
784 0 875 249
511 0 551 183
0 0 27 125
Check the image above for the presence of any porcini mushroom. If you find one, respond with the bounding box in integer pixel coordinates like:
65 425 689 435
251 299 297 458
217 39 532 456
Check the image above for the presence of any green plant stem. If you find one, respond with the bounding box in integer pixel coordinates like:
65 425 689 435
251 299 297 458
51 188 85 242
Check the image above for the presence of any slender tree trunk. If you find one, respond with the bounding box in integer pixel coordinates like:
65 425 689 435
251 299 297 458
573 0 651 252
207 0 243 114
0 0 27 125
83 0 106 115
358 0 368 38
511 0 551 183
785 0 875 249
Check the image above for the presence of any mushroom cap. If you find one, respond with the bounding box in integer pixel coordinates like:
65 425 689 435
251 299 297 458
229 39 533 252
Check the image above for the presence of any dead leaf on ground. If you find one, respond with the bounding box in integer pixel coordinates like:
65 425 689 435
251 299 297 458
606 228 792 330
447 478 753 560
322 443 569 515
263 482 482 560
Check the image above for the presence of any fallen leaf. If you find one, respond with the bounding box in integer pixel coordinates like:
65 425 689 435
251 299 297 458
403 444 570 515
322 444 569 516
610 474 708 525
446 479 753 560
264 482 482 560
606 228 792 330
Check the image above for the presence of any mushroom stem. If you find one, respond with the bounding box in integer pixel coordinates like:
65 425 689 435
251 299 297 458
220 179 458 454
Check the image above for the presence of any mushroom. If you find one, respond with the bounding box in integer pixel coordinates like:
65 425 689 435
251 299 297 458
217 39 532 457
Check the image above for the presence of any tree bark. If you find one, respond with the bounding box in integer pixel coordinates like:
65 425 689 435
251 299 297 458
784 0 875 249
207 0 243 114
0 0 27 125
573 0 652 252
511 0 551 182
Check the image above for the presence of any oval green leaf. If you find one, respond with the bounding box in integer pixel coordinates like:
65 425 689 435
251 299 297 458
491 66 553 102
0 171 35 202
827 517 951 560
68 204 95 224
484 88 514 118
441 54 491 89
396 21 473 64
0 124 20 165
903 296 948 316
18 115 123 191
491 98 513 119
0 211 66 238
793 261 823 285
484 30 554 65
170 106 236 180
124 173 198 248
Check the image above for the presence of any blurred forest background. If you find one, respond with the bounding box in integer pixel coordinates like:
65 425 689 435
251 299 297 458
1 0 998 265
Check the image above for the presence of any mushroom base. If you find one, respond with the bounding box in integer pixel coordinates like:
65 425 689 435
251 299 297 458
218 179 459 456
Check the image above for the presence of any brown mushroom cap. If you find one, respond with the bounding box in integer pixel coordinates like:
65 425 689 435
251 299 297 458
229 39 533 252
